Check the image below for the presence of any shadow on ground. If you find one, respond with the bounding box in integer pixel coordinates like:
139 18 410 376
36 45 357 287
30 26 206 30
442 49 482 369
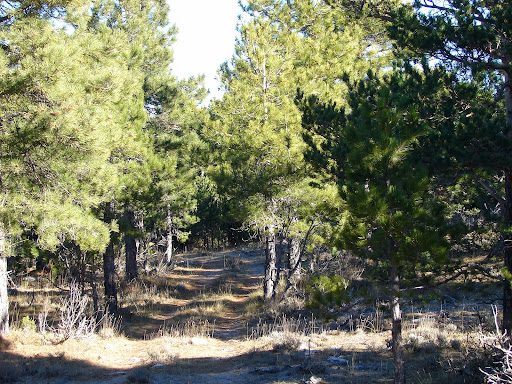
0 342 396 384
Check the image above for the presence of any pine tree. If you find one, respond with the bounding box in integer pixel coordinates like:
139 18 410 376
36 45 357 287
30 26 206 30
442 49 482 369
0 0 147 334
85 0 207 308
208 0 392 301
298 65 455 384
388 0 512 334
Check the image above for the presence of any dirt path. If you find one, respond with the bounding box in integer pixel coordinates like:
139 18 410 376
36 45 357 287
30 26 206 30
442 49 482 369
122 247 265 340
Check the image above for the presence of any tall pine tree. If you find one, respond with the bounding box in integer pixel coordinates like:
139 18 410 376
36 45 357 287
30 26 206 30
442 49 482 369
388 0 512 334
208 0 392 300
0 0 147 333
299 64 455 384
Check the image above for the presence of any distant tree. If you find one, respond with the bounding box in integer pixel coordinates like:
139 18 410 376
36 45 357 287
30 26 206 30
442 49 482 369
87 0 207 295
298 65 456 384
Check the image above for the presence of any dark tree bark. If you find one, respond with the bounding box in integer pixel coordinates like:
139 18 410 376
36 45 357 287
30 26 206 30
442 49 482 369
165 210 175 265
390 260 405 384
103 201 118 315
0 255 8 337
124 209 138 281
288 237 301 283
263 230 277 301
88 269 99 316
500 71 512 334
503 171 512 334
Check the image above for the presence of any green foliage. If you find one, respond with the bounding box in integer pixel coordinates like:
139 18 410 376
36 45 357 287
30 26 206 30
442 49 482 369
85 0 208 255
0 2 149 253
306 275 351 309
19 316 36 331
388 1 512 333
208 0 392 242
299 63 456 282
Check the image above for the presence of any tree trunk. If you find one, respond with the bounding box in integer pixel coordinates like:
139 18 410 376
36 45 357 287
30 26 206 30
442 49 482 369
0 239 8 337
390 260 405 384
103 201 118 315
88 269 99 315
502 72 512 335
276 237 283 283
0 224 8 336
263 230 277 301
502 171 512 334
166 230 173 265
288 237 301 283
124 209 138 281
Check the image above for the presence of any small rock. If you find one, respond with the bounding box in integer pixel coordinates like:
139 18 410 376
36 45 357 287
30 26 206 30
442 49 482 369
327 356 349 365
298 343 308 350
252 366 281 374
151 364 165 369
126 368 150 383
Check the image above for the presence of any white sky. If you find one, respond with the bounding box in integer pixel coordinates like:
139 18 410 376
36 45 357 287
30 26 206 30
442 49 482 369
167 0 241 103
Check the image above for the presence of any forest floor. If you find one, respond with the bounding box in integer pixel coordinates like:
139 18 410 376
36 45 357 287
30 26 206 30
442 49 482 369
0 246 501 383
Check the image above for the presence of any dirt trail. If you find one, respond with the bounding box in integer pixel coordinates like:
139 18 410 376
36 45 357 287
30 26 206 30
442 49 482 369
182 247 265 340
2 246 487 383
123 247 265 340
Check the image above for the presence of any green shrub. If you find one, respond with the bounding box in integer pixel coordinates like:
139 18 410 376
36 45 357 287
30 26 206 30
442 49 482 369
20 316 36 331
306 275 351 309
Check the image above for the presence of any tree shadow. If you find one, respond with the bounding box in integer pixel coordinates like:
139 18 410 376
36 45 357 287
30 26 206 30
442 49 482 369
0 341 395 384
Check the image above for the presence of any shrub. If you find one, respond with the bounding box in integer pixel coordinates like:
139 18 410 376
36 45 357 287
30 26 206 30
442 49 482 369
20 316 37 331
306 275 351 310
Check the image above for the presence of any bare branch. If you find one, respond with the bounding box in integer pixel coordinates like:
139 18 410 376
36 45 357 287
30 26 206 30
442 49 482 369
477 178 507 206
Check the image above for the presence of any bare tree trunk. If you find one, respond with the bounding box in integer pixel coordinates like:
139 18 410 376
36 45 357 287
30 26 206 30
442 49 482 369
166 230 173 265
263 230 277 301
276 237 283 283
103 201 118 315
502 171 512 334
0 224 8 336
88 269 99 315
390 260 405 384
124 209 138 281
502 72 512 335
288 237 301 283
0 256 7 337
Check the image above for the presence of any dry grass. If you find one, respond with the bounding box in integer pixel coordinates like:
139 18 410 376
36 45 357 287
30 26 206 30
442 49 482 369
2 247 500 383
172 300 227 321
1 312 487 384
120 278 178 315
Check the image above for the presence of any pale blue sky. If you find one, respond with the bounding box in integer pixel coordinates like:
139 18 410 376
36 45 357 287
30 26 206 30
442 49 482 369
167 0 241 102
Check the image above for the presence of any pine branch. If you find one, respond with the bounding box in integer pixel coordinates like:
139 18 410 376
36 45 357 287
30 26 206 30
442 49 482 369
326 0 393 22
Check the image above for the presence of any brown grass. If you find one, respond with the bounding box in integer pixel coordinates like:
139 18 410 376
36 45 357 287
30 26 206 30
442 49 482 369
2 247 499 383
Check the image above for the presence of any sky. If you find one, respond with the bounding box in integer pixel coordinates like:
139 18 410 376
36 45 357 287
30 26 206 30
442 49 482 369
167 0 242 103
